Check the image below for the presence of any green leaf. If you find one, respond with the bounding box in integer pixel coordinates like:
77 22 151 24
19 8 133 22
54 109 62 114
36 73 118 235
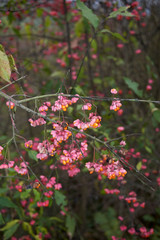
3 222 19 240
54 190 67 208
94 78 101 84
101 29 127 43
94 212 107 226
36 8 43 17
66 215 76 238
0 50 11 83
136 161 142 171
0 135 9 142
4 223 19 240
25 24 31 38
28 150 38 161
150 103 158 111
33 189 41 202
20 189 31 199
13 28 21 37
38 216 63 227
0 197 22 218
45 16 51 28
94 208 121 238
0 220 19 231
108 6 133 19
75 19 84 37
51 71 64 78
153 110 160 123
7 12 15 24
0 197 17 209
0 213 5 225
0 45 5 52
36 226 48 236
8 54 18 73
112 32 127 42
22 222 35 237
0 188 8 194
123 77 143 97
91 39 97 51
75 85 85 95
41 79 53 94
76 0 99 29
143 214 155 222
67 12 72 22
49 216 63 222
145 146 152 154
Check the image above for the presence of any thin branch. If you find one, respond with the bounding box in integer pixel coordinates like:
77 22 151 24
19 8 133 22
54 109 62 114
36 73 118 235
2 34 65 42
17 93 160 105
106 133 142 143
0 75 27 91
63 0 73 88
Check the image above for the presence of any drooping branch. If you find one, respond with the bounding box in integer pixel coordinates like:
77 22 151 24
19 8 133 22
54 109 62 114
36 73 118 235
0 90 156 190
17 93 160 105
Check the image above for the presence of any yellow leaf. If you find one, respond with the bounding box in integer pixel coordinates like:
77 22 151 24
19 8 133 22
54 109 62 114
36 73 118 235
0 50 11 83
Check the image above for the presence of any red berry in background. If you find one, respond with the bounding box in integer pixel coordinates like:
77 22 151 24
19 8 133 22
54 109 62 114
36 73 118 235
117 43 124 48
148 79 154 84
130 30 136 35
146 85 152 91
117 109 123 116
142 12 147 17
118 89 123 95
135 49 142 54
141 22 146 27
131 1 139 8
117 15 123 21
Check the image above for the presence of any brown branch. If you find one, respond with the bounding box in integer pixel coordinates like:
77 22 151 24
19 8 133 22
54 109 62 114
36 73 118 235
63 0 73 88
85 28 95 94
2 34 65 42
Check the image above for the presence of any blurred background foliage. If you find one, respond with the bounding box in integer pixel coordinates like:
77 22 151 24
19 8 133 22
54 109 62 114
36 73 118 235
0 0 160 239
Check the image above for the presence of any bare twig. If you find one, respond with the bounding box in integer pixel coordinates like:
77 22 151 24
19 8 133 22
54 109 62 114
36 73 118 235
0 75 27 91
17 93 160 105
